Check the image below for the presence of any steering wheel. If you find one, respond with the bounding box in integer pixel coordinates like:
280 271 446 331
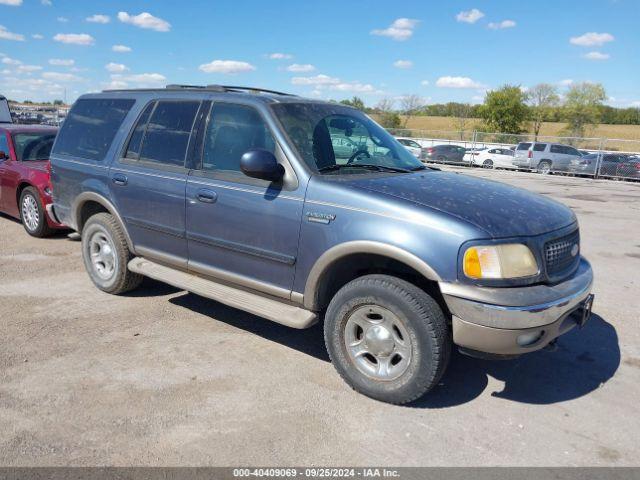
347 149 371 164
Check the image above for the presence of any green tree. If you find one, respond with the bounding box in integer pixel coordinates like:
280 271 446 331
527 83 560 139
339 96 365 110
479 85 529 134
375 98 402 129
562 82 607 138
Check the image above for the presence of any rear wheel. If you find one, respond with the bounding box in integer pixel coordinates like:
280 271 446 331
482 159 494 169
537 160 552 175
437 155 446 164
19 187 54 238
324 274 451 404
81 212 142 294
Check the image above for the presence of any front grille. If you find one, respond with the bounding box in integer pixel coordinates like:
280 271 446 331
545 230 580 276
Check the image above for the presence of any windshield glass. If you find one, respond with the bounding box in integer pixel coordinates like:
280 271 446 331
12 132 56 161
271 103 424 174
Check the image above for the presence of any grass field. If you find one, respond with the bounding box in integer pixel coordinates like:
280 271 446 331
397 116 640 142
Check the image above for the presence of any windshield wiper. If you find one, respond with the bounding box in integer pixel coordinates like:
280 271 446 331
318 164 412 173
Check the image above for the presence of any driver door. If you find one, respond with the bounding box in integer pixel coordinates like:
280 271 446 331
185 102 305 297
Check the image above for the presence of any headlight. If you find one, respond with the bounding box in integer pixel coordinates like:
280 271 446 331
463 244 538 279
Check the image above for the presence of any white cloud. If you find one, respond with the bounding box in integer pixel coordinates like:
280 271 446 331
17 64 43 73
286 63 315 72
559 79 574 86
0 0 22 6
104 80 128 90
105 62 129 72
57 16 69 23
53 33 95 45
117 11 171 32
1 56 21 65
330 82 380 94
570 32 614 47
32 33 44 39
86 14 110 24
42 71 82 82
371 18 419 41
421 80 430 86
488 19 516 30
112 44 132 52
199 59 256 74
41 0 52 5
291 74 340 86
49 58 74 66
456 9 484 24
436 76 485 89
393 60 413 69
0 25 25 41
111 73 166 86
268 53 293 60
583 51 610 61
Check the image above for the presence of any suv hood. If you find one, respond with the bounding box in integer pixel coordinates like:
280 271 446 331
343 171 576 238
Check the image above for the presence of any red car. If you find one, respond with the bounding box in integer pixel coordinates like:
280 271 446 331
0 124 65 237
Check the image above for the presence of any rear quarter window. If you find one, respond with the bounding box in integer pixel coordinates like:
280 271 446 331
53 98 135 161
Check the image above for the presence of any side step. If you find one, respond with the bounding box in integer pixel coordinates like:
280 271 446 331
128 257 317 329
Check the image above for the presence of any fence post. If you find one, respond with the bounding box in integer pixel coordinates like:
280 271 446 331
594 138 604 179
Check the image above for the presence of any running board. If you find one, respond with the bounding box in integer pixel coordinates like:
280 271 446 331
128 257 317 329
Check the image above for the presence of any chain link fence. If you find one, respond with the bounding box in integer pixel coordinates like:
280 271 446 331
389 128 640 182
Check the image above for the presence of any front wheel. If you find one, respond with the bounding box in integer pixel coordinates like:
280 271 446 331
324 274 450 404
483 159 494 169
19 187 54 238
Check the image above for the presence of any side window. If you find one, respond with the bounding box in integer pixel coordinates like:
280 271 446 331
124 101 156 159
550 144 562 153
202 103 276 173
534 143 548 152
139 101 200 167
516 143 532 151
0 133 9 158
567 147 580 156
52 98 135 161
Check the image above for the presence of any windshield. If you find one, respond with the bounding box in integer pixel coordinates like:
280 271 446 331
12 132 56 161
271 103 424 174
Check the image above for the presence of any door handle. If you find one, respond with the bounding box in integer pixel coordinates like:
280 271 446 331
196 189 217 204
112 173 128 186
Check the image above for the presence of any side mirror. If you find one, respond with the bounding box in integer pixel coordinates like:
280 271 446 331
240 149 284 182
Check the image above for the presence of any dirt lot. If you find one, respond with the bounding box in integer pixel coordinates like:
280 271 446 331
1 169 639 466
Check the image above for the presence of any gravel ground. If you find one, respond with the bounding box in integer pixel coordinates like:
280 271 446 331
1 168 639 466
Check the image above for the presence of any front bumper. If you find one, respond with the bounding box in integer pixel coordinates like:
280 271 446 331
44 203 65 228
439 258 594 355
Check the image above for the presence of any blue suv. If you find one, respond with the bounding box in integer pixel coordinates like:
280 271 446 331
49 85 594 404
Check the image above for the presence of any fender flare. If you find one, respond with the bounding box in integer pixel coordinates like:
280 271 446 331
303 240 442 310
72 192 135 252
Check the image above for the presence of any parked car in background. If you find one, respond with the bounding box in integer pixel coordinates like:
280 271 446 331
0 125 64 237
568 153 627 177
50 85 593 405
513 142 582 174
396 137 424 159
423 144 467 164
464 147 515 169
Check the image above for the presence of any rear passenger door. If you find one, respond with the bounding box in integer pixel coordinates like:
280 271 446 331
110 99 202 267
185 101 304 298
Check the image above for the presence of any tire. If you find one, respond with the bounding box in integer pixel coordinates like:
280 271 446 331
19 186 54 238
437 155 446 164
537 160 552 175
81 212 142 294
324 274 451 404
483 159 494 169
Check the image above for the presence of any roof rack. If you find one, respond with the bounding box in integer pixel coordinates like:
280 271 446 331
164 84 297 96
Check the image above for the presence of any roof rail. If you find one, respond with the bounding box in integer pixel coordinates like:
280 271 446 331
165 84 296 96
218 86 297 97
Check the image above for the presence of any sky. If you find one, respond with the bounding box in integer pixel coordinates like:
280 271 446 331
0 0 638 107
